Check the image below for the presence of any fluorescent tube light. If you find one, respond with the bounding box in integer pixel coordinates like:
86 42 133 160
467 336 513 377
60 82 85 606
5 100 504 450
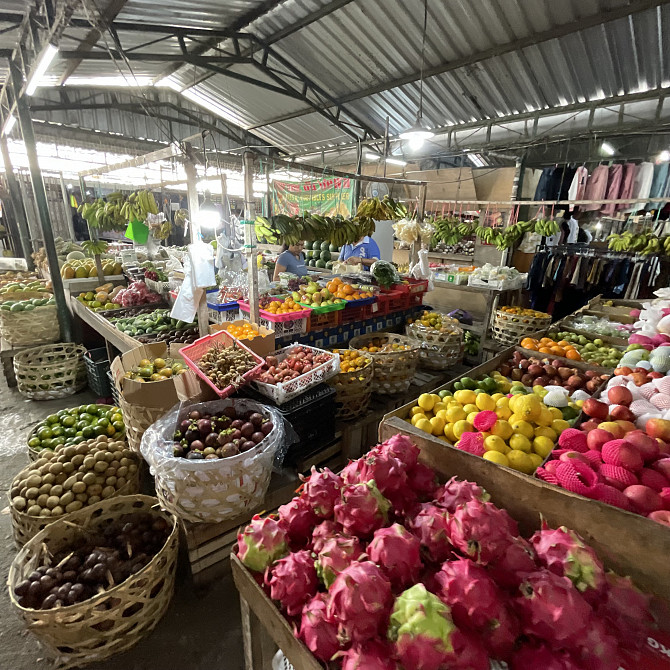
2 115 16 136
386 157 407 166
365 152 381 160
26 43 58 96
659 150 670 162
601 142 616 156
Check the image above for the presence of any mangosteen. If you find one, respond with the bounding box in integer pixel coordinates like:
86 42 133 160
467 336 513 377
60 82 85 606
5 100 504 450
261 421 273 436
223 406 237 419
205 454 218 460
197 418 212 435
230 429 242 441
231 419 244 430
180 439 188 447
189 410 201 421
186 452 205 460
180 419 191 432
240 440 256 452
205 432 219 448
215 416 231 431
173 445 185 457
190 440 204 451
203 447 216 455
240 422 255 438
251 431 266 444
249 412 264 428
220 444 239 458
184 429 199 442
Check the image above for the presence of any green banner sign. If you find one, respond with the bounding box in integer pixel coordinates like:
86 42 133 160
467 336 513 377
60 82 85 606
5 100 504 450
272 177 355 217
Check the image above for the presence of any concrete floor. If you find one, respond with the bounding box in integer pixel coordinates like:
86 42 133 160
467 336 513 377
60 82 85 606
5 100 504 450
0 377 244 670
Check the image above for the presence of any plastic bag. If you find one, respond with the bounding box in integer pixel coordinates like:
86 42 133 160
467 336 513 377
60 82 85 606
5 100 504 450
141 397 288 523
409 249 434 291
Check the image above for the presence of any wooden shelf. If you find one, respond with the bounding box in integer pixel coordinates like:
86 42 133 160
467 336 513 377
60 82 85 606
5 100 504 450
69 296 138 353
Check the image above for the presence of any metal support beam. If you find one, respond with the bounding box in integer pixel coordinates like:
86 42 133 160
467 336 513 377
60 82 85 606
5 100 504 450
58 172 76 241
0 135 34 267
10 60 71 341
58 50 254 64
243 151 259 323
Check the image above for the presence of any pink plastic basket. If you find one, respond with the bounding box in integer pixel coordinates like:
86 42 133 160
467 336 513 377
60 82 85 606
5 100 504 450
179 330 265 398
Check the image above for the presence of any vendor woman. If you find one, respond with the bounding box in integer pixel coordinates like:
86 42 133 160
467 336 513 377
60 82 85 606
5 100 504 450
339 235 381 268
273 242 308 281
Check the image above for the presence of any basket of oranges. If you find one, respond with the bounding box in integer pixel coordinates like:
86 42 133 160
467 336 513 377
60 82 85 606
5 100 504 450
349 333 420 395
327 349 374 420
238 296 311 339
325 277 376 302
406 311 464 370
492 306 552 346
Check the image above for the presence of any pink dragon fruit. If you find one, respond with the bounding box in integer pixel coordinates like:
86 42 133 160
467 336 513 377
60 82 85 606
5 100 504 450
334 480 391 538
264 550 318 616
298 593 340 662
409 503 452 562
374 434 419 468
570 616 621 670
311 519 344 553
300 466 343 518
327 561 393 644
368 523 423 591
316 535 366 588
513 571 593 648
530 523 606 599
596 572 654 650
406 462 439 499
487 535 537 589
278 497 317 545
510 642 582 670
442 629 490 670
435 476 490 513
388 583 458 670
479 605 521 661
337 639 399 670
236 514 288 572
341 451 410 509
447 500 517 565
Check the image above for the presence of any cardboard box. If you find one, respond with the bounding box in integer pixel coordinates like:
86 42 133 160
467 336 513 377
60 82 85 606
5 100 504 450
209 319 275 359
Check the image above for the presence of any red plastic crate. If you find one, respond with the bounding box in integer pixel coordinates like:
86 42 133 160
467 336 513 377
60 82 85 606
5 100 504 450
341 302 375 324
407 278 429 294
408 292 425 307
179 330 264 398
307 309 342 332
380 288 409 312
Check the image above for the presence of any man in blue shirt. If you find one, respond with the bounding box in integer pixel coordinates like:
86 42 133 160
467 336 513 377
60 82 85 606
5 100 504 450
339 235 381 268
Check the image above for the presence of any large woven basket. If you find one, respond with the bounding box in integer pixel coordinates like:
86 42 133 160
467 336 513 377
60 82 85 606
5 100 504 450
492 308 551 346
118 395 171 453
14 343 87 400
406 319 464 370
9 447 141 548
327 350 374 421
8 495 178 668
349 333 420 395
0 300 58 346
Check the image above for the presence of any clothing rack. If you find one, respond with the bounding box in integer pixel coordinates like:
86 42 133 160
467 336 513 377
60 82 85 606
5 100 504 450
535 243 662 259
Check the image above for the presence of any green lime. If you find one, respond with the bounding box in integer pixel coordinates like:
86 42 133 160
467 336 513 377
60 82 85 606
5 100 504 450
72 436 85 444
75 430 83 437
28 437 41 448
46 414 59 424
96 417 109 429
82 426 95 439
76 420 89 431
86 404 99 415
61 415 76 428
64 427 77 438
106 424 116 436
80 414 95 424
112 421 124 432
37 427 53 440
57 409 68 417
52 436 65 447
94 424 106 436
51 426 64 437
111 413 123 424
41 438 53 449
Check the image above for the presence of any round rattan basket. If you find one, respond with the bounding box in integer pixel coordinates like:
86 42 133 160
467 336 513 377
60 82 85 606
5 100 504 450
327 350 374 421
14 343 87 400
118 395 170 453
492 308 551 346
406 319 464 370
349 333 420 395
8 495 178 669
0 295 58 346
9 444 141 548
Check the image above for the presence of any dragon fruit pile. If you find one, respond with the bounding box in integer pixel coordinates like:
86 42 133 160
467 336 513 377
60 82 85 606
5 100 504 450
237 435 654 669
115 281 163 308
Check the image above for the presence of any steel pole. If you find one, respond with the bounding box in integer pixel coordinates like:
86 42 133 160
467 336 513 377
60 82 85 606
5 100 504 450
243 151 259 323
58 172 76 241
10 61 71 341
0 135 33 267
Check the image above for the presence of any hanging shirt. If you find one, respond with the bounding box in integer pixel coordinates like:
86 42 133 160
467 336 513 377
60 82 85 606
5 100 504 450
582 165 609 211
617 163 637 211
566 217 580 243
339 236 381 262
276 250 308 276
534 167 555 201
626 162 655 212
568 166 588 201
601 164 624 216
647 163 670 209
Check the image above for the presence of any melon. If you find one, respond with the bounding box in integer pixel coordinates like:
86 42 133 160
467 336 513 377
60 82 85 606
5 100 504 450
66 251 85 261
329 244 339 252
320 241 330 251
316 260 327 268
320 250 331 262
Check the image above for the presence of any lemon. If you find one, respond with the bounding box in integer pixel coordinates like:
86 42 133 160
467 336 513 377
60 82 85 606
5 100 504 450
466 411 479 425
410 406 425 417
446 406 467 423
453 420 474 439
475 394 496 411
551 419 570 434
491 392 504 401
435 409 449 422
483 451 509 466
509 418 534 440
507 450 535 474
532 435 555 458
548 407 563 420
491 420 513 441
454 390 476 406
510 395 542 422
417 393 436 412
430 393 442 406
535 407 554 427
415 418 432 433
529 453 544 469
443 423 456 442
495 396 510 409
433 402 448 414
463 403 478 415
437 435 449 442
574 398 584 408
509 434 532 453
484 435 509 454
535 426 558 441
430 416 446 436
411 413 428 426
496 407 512 421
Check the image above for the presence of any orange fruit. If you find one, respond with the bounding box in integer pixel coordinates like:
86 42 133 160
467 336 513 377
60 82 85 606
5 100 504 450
539 337 552 345
520 338 537 349
550 346 566 356
565 349 581 360
538 346 553 354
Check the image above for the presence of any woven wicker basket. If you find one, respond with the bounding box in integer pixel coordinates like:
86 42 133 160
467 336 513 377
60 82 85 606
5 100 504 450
349 333 420 395
14 343 87 400
492 309 551 346
8 495 178 668
118 395 170 453
327 350 374 421
406 320 464 370
0 300 58 346
9 445 141 548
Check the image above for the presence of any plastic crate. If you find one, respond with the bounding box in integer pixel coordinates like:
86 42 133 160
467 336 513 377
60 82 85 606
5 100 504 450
380 288 409 312
407 278 429 294
84 348 112 397
108 370 120 405
341 301 375 324
408 292 425 307
206 292 241 324
251 344 340 405
307 309 342 332
179 330 265 398
238 299 310 338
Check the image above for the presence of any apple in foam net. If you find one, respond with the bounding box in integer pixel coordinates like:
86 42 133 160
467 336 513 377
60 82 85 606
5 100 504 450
582 398 609 421
587 428 614 452
649 510 670 527
624 431 660 462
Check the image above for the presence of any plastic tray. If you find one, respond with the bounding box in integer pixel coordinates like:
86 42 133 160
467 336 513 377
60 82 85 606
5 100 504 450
238 299 311 323
344 295 377 306
251 344 340 405
297 300 345 314
179 330 265 398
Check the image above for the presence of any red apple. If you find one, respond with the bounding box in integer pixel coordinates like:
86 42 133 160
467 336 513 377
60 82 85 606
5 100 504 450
648 510 670 527
583 398 609 421
587 428 614 452
607 386 633 407
657 440 670 457
653 458 670 480
646 418 670 443
609 405 636 422
624 431 660 462
624 485 663 514
580 419 602 432
559 451 590 465
649 371 665 379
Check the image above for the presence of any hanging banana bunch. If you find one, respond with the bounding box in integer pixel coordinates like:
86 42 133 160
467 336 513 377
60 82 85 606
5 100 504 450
174 209 189 227
121 190 159 222
532 219 560 237
78 194 127 232
609 232 664 255
356 195 407 220
81 240 109 256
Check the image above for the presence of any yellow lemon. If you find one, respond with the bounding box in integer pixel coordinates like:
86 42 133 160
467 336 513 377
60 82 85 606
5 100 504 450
475 394 496 411
548 407 563 420
446 406 467 423
509 418 534 440
483 451 510 466
551 419 570 434
491 393 505 402
491 420 513 441
496 407 512 421
509 434 532 453
417 393 436 412
507 450 535 474
453 420 474 439
436 409 449 422
437 435 449 442
454 389 477 406
466 411 479 425
574 398 584 408
484 435 509 454
495 396 510 409
433 402 448 414
430 393 442 406
463 403 478 415
532 435 555 458
443 423 457 442
535 426 557 442
529 453 544 469
430 416 446 436
535 407 554 427
415 418 432 433
410 406 425 417
411 413 428 426
512 395 542 422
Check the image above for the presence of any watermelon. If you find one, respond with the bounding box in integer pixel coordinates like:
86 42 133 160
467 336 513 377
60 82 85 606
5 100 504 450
326 261 333 270
320 241 330 251
316 260 327 268
329 244 339 252
320 250 331 262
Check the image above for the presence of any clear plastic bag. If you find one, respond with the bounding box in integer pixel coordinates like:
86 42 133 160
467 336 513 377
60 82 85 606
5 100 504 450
141 397 288 523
